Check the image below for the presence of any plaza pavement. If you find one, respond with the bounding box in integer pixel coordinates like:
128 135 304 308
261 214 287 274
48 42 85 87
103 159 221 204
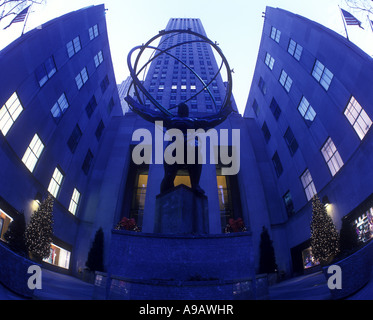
0 268 372 300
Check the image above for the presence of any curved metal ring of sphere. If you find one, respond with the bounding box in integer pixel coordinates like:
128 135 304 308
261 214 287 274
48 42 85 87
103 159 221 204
126 29 232 118
130 42 224 111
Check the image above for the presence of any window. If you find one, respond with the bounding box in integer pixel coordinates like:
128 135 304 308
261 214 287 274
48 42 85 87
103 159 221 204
265 53 275 70
68 188 80 215
252 99 259 116
82 149 93 175
22 134 44 172
262 121 271 143
94 50 104 68
89 24 99 40
0 209 13 242
130 171 148 228
270 98 281 120
48 167 64 198
216 174 234 230
284 127 299 156
0 92 23 136
298 96 316 126
95 120 105 140
66 36 81 58
344 96 372 140
85 96 97 118
272 151 283 177
302 247 320 270
35 56 56 87
353 207 373 243
75 67 88 90
67 124 82 153
283 191 295 217
312 60 333 90
43 244 71 269
107 97 115 114
301 169 317 201
288 39 303 61
321 137 344 176
50 93 69 122
270 26 281 43
258 77 267 95
279 69 293 93
100 75 109 94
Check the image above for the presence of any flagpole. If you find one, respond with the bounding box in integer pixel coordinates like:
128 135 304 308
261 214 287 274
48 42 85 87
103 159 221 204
368 15 373 32
21 4 32 36
339 5 350 41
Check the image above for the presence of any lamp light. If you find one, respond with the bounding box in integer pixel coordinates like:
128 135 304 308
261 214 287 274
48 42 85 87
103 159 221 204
322 195 330 207
35 192 43 205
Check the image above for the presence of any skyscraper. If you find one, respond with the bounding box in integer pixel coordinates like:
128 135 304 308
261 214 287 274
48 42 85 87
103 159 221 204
138 18 237 115
245 7 373 274
0 5 121 272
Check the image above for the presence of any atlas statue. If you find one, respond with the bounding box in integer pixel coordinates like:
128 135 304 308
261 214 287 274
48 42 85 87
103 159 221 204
125 29 234 195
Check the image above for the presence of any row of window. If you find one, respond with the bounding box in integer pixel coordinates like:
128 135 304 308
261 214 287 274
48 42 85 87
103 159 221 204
67 118 105 154
269 27 333 92
21 132 96 215
34 39 104 124
152 69 214 81
272 135 343 178
47 167 81 215
263 94 372 204
0 23 107 216
263 26 373 207
263 27 372 139
36 24 100 90
265 57 330 95
284 157 343 215
20 132 96 212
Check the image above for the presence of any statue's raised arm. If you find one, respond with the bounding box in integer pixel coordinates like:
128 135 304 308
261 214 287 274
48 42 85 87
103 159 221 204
192 103 233 130
124 28 234 194
125 96 169 123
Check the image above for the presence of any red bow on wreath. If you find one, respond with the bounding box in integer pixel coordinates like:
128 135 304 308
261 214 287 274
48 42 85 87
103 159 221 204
225 218 246 233
116 217 140 231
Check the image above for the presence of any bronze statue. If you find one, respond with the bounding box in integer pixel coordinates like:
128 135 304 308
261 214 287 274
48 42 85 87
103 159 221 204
125 29 233 194
125 96 232 194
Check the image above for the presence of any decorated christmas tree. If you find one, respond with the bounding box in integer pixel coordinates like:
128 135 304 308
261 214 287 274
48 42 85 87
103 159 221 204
25 194 54 261
310 195 339 265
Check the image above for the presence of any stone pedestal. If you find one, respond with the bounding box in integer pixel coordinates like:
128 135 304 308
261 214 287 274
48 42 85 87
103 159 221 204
106 230 256 299
154 184 209 234
105 185 259 300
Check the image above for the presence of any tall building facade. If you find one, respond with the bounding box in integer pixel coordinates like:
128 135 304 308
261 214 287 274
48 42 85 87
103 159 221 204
0 5 122 272
117 77 132 115
245 7 373 274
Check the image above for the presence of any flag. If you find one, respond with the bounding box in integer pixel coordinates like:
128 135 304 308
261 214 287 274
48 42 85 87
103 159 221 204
3 6 30 30
341 8 364 29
